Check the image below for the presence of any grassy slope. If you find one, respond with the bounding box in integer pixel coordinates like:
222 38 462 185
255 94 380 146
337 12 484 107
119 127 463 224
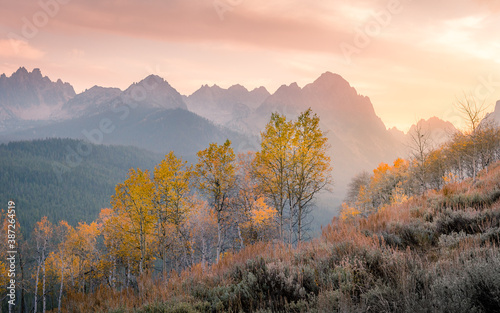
68 161 500 313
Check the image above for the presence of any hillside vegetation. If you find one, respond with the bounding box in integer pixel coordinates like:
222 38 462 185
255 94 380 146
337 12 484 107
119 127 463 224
59 160 500 313
0 138 159 236
2 101 500 313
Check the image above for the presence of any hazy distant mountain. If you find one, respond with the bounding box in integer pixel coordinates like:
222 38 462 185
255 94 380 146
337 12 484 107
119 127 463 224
185 84 270 130
389 127 407 145
4 107 258 160
407 117 457 149
1 69 257 157
485 100 500 126
0 67 75 128
62 85 122 117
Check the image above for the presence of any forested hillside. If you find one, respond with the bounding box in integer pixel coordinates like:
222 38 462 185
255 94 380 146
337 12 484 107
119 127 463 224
0 138 160 236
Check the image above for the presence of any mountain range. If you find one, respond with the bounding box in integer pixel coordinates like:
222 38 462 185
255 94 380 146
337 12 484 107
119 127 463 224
2 67 498 203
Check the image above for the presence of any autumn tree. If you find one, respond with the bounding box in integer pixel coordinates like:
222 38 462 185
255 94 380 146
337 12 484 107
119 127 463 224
291 109 332 242
65 221 102 293
153 152 193 272
32 216 53 313
408 122 432 193
455 94 489 183
234 152 278 246
188 199 217 270
111 168 156 274
476 120 500 173
254 109 332 243
194 140 236 263
424 148 448 190
345 171 373 216
346 158 412 216
99 208 136 288
51 220 73 313
253 113 294 242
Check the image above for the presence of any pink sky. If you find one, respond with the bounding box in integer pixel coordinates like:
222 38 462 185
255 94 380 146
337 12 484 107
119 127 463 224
1 0 500 131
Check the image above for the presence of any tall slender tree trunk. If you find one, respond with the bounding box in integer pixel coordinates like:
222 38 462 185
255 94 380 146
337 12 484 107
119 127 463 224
20 251 26 313
237 225 244 250
34 260 40 313
140 221 145 275
42 249 46 313
216 220 222 263
297 204 302 243
201 235 207 271
162 245 167 278
127 257 131 288
58 253 65 313
278 208 283 242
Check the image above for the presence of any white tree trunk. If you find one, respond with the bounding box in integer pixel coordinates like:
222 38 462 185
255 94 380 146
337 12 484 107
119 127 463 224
58 252 64 313
42 249 46 313
34 259 40 313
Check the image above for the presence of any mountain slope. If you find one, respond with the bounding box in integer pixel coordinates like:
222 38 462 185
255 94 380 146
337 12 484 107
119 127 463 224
0 138 160 237
62 85 122 118
3 107 258 159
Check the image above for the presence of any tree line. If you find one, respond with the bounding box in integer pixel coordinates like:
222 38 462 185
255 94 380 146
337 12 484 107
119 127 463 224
0 109 332 312
343 96 500 219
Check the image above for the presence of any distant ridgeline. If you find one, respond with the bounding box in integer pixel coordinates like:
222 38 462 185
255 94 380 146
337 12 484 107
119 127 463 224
0 138 160 237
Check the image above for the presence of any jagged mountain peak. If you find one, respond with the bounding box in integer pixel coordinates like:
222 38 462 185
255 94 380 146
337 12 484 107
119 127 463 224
250 86 269 93
227 84 250 94
305 72 353 94
273 82 301 94
12 66 29 76
132 74 173 90
405 116 457 148
0 67 76 121
410 117 457 133
121 74 187 110
314 71 347 84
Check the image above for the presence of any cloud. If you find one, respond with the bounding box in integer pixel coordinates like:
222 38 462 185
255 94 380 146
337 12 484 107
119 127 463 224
0 39 45 59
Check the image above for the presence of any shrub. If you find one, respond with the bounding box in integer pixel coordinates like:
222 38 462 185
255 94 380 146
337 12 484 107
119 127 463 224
429 253 500 312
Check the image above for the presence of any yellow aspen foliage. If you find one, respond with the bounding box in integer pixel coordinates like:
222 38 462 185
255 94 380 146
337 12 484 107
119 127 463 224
340 203 361 221
65 221 101 286
0 261 8 294
194 139 236 263
154 152 193 270
111 168 156 273
391 182 410 205
249 197 277 226
240 197 278 244
99 207 140 269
